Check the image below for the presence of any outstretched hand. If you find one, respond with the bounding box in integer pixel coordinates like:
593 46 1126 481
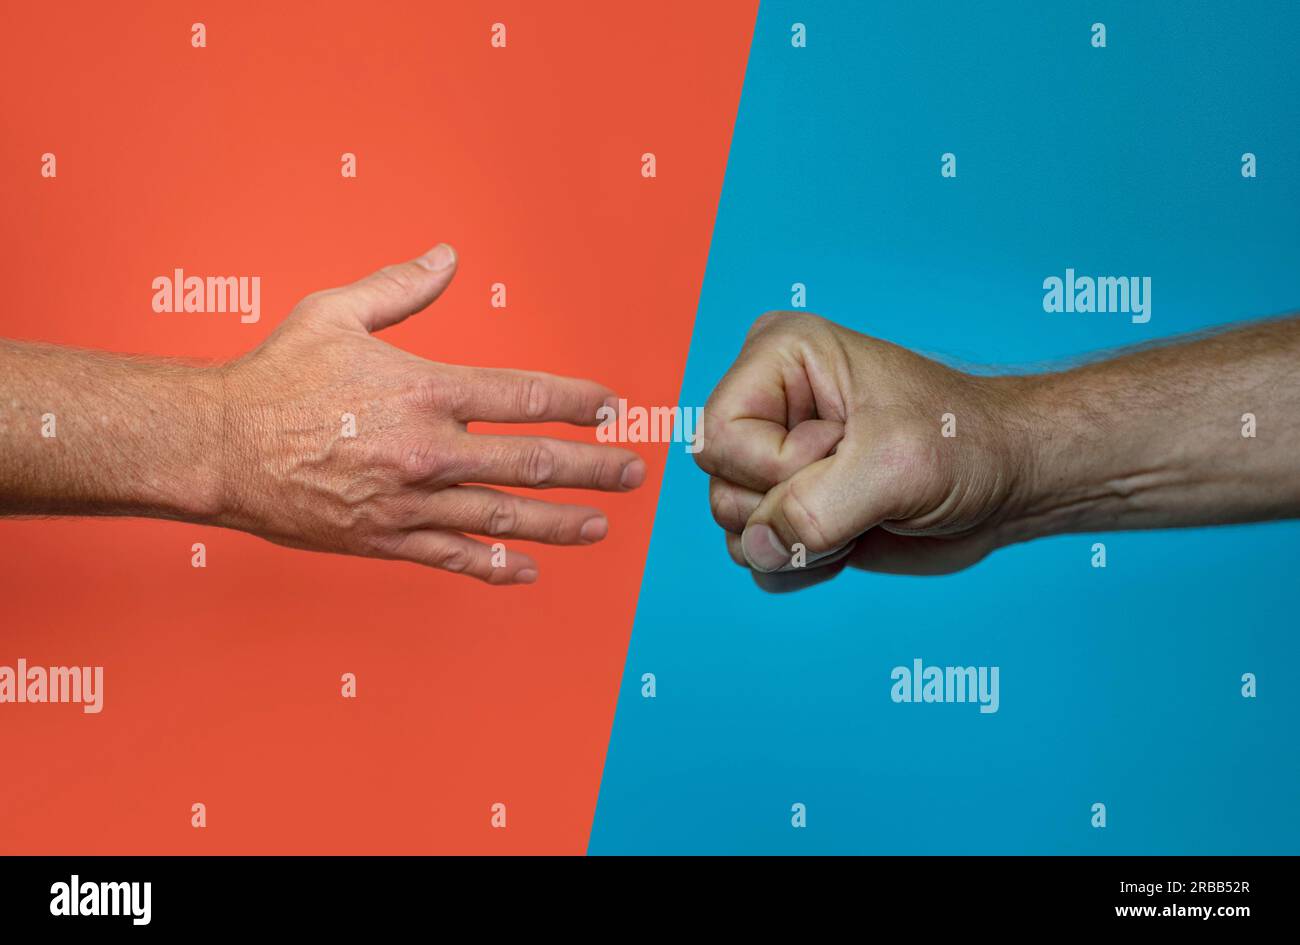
217 244 646 584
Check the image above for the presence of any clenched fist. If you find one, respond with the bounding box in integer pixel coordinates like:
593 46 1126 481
696 312 1028 586
697 310 1300 591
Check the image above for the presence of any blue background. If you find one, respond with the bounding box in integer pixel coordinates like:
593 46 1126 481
590 0 1300 853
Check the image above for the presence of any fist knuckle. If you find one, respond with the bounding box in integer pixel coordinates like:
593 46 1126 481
726 533 748 567
747 311 783 338
708 481 735 528
754 453 785 488
693 417 723 472
754 310 826 343
781 481 831 552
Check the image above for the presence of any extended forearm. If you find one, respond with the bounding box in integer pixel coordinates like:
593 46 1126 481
1003 316 1300 541
0 340 224 521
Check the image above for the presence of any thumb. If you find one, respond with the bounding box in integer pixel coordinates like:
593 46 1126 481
740 447 902 573
335 243 458 333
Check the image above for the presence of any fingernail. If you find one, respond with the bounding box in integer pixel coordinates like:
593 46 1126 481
742 523 789 572
514 568 538 585
417 243 457 271
620 459 646 489
580 516 608 542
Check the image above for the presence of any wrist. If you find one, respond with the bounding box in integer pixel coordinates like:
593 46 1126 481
167 365 229 523
107 362 229 524
968 373 1045 547
992 368 1164 545
207 360 260 531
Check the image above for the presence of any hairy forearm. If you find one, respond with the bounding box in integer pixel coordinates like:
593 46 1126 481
1002 316 1300 541
0 340 224 521
0 245 643 584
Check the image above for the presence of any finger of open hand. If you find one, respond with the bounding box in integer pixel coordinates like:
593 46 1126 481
388 528 538 585
414 485 609 545
451 435 645 492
